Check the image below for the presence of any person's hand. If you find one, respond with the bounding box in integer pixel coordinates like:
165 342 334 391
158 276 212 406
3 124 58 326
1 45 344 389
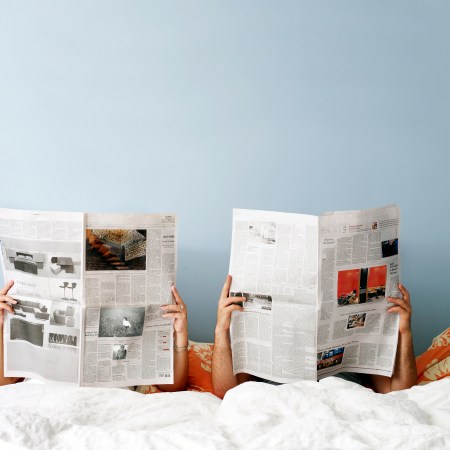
0 280 16 327
216 275 245 332
161 286 188 337
387 283 412 335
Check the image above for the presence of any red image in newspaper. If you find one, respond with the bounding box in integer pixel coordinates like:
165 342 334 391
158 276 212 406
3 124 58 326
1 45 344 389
337 265 386 307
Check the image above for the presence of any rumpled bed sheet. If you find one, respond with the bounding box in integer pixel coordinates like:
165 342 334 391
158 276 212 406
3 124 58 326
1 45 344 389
0 377 449 449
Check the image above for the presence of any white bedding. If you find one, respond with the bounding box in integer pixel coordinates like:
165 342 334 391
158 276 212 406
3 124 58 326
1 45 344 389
0 377 449 449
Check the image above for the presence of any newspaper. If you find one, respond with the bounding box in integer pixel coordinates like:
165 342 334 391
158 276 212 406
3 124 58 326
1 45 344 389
81 212 176 387
229 205 400 383
0 208 84 383
0 208 177 388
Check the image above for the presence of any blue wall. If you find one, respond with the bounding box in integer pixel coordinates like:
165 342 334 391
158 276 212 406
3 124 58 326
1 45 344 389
1 1 449 354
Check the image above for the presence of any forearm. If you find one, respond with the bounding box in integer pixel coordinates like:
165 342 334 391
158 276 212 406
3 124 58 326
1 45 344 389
370 331 417 393
390 330 417 391
157 331 188 392
370 285 417 394
212 328 239 399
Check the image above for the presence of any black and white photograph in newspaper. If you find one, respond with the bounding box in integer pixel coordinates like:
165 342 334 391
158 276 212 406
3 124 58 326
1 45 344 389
1 272 80 303
10 318 45 347
49 301 80 329
98 306 146 337
49 333 78 347
12 298 51 323
52 279 79 301
247 222 276 245
231 292 273 312
112 344 128 360
1 237 81 279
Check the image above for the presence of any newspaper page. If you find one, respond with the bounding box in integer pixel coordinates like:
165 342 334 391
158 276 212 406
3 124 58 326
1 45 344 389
317 205 400 379
81 213 176 388
0 208 84 383
229 209 319 384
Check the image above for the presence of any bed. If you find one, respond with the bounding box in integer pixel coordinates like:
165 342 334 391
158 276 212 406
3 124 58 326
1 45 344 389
0 328 449 450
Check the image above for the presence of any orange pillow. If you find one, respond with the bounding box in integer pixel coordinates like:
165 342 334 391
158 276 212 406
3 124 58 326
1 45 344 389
186 341 214 393
134 330 450 394
134 341 214 394
416 327 450 384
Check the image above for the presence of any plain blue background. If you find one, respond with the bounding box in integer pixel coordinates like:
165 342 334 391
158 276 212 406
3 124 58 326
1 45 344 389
1 1 449 354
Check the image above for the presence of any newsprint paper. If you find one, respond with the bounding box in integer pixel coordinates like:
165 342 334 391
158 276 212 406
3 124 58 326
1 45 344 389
0 208 176 387
229 205 400 384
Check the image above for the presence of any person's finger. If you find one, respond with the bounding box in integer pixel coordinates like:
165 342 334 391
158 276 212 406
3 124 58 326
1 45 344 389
161 312 185 319
387 297 411 312
220 275 232 301
161 304 187 313
0 295 17 304
0 302 15 315
222 297 246 308
161 304 179 311
0 280 14 296
171 286 185 306
398 284 410 302
387 305 406 314
226 304 244 313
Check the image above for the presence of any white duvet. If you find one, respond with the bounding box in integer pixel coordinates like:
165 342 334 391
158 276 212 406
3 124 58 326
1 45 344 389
0 377 449 450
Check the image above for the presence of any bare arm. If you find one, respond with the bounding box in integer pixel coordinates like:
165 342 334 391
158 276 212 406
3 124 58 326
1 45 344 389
1 281 22 386
157 286 188 392
369 284 417 393
212 275 251 399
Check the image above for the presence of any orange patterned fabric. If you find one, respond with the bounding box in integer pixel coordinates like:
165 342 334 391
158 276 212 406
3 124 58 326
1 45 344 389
134 341 214 395
416 327 450 385
136 330 450 394
186 341 214 393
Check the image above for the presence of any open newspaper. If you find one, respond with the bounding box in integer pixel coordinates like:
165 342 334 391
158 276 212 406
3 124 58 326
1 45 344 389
229 205 400 383
0 208 176 387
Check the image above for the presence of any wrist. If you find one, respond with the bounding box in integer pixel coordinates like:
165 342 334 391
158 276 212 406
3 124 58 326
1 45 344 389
399 328 412 337
215 318 231 332
174 331 188 347
214 327 231 345
173 341 189 352
215 324 230 335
